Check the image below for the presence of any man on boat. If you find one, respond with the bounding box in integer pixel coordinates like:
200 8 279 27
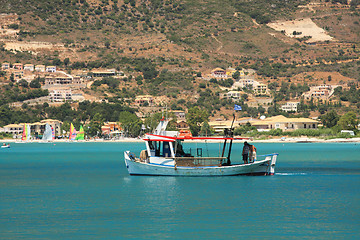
249 144 257 163
242 142 250 164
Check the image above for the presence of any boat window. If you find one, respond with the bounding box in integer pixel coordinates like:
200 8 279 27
154 141 161 156
163 142 171 157
148 141 155 150
175 140 185 157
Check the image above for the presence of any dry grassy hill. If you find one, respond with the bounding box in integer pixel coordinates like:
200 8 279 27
0 0 359 119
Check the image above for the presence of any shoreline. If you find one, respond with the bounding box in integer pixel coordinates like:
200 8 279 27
1 137 360 143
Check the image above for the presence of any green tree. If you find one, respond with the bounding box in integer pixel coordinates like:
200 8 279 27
105 41 110 49
18 79 29 88
337 111 358 130
30 79 41 88
119 111 142 137
88 113 104 137
63 58 70 66
61 121 70 136
232 71 240 80
9 73 15 82
199 121 213 136
186 107 209 136
320 110 339 128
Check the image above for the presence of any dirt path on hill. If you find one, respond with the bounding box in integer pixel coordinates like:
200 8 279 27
211 34 223 52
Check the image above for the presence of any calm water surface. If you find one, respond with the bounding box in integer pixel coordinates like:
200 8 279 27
1 142 359 239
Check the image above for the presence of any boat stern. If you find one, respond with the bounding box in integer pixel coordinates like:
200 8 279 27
266 153 278 175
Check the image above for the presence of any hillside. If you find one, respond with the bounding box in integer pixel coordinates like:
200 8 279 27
0 0 360 126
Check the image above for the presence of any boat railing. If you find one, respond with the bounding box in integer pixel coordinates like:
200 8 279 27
173 157 227 167
257 153 279 158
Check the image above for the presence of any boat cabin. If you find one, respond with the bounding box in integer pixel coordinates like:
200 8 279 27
137 133 238 167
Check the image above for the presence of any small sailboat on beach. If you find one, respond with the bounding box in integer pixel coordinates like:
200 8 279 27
20 123 31 142
42 123 53 142
124 119 279 176
69 123 77 141
75 125 85 141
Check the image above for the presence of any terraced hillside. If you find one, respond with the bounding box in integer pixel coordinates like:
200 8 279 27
0 0 358 77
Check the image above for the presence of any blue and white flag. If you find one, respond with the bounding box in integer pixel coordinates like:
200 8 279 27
234 104 242 111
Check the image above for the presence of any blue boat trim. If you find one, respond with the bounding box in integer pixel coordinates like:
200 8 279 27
148 163 174 167
129 172 270 177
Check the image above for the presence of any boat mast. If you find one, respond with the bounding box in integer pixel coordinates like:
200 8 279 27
226 114 235 165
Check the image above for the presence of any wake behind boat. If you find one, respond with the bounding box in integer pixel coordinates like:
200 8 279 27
124 120 278 176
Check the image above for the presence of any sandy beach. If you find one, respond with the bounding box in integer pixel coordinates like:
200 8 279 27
1 137 360 143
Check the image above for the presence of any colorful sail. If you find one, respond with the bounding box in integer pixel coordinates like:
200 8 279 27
27 124 31 140
51 127 55 140
75 125 85 140
21 123 27 141
69 123 77 140
42 123 53 141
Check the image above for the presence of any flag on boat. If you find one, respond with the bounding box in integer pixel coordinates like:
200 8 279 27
234 104 242 111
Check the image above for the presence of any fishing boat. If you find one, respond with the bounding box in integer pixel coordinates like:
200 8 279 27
124 119 278 176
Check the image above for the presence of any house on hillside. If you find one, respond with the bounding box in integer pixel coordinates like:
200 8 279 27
13 71 24 81
90 69 116 78
46 66 56 73
250 115 318 132
234 78 256 88
253 83 268 94
35 65 46 72
13 63 23 70
211 68 227 78
49 89 72 102
2 62 10 70
170 110 186 121
176 120 189 129
208 120 236 134
23 64 34 71
303 84 335 100
226 68 237 78
101 122 122 136
220 91 243 100
44 74 86 88
135 95 153 106
3 124 23 135
281 102 300 112
45 75 72 85
208 117 258 134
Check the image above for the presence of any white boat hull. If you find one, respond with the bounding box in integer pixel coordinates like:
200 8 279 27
124 152 277 176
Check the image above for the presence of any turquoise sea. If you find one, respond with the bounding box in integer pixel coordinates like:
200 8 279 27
1 142 359 239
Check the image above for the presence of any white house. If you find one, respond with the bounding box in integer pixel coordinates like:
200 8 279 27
281 102 300 112
46 66 57 73
35 65 45 72
3 124 23 135
49 89 72 102
23 64 34 71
